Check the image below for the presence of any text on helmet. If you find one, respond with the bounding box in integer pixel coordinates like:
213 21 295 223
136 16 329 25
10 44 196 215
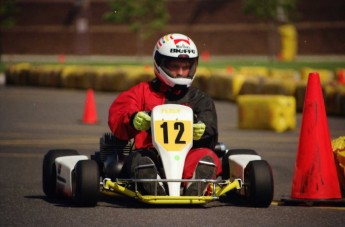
170 49 196 54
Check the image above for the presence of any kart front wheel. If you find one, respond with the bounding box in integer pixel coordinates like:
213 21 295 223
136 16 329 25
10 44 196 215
43 149 79 198
74 160 100 207
244 160 274 208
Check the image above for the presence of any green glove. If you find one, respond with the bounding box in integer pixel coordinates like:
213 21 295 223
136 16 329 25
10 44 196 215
133 111 151 131
193 122 206 140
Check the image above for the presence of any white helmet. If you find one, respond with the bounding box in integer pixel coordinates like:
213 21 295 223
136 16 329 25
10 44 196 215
153 33 199 88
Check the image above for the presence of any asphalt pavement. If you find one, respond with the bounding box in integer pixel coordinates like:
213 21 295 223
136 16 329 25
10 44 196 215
0 86 344 226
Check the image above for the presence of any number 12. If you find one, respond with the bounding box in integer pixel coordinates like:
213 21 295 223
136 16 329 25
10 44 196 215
160 122 186 144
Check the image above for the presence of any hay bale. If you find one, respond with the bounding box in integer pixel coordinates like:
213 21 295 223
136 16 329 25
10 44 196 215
238 66 269 77
332 136 345 197
270 68 300 81
335 85 345 117
60 66 94 89
295 81 308 112
238 76 265 95
94 67 125 91
237 95 296 132
193 67 211 92
5 63 32 85
206 73 246 101
260 78 296 96
206 74 229 100
33 65 62 87
301 67 334 83
324 83 339 115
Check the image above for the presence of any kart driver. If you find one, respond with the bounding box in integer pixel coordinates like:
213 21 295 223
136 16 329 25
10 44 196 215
108 33 222 196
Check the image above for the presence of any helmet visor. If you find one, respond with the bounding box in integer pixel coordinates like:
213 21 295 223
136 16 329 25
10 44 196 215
160 56 198 80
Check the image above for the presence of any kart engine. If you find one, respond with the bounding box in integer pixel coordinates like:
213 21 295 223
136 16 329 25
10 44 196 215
93 133 132 180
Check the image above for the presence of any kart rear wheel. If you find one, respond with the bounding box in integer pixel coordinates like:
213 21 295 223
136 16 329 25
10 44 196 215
244 160 274 208
42 149 79 198
74 160 99 207
222 149 258 179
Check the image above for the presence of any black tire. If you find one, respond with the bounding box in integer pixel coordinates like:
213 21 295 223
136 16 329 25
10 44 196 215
42 149 79 198
244 160 274 208
74 160 100 207
222 149 258 179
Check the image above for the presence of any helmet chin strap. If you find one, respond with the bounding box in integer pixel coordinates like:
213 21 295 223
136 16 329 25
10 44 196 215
172 84 188 90
167 84 189 99
152 78 189 95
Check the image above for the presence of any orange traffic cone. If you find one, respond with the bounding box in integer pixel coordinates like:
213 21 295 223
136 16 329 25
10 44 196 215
82 89 98 124
201 50 210 62
338 69 345 84
280 72 344 206
58 54 65 64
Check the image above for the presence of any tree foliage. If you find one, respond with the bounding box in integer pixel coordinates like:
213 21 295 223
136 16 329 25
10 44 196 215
103 0 169 40
0 0 19 28
243 0 298 23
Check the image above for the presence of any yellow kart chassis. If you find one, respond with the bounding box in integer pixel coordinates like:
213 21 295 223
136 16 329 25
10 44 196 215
101 178 242 205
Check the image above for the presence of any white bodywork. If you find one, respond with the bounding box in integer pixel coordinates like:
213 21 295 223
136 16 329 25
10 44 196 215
229 154 261 180
55 155 88 196
228 154 261 194
151 104 193 196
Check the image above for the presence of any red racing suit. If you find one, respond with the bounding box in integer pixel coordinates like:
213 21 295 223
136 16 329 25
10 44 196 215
108 79 222 178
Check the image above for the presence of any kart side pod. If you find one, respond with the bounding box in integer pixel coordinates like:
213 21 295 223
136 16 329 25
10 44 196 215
226 151 262 181
227 152 262 196
55 155 88 196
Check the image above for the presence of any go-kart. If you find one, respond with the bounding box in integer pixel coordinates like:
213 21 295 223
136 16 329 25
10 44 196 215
42 104 274 207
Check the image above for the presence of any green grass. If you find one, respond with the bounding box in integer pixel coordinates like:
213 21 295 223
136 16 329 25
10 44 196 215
1 56 344 72
198 58 345 71
0 62 5 73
